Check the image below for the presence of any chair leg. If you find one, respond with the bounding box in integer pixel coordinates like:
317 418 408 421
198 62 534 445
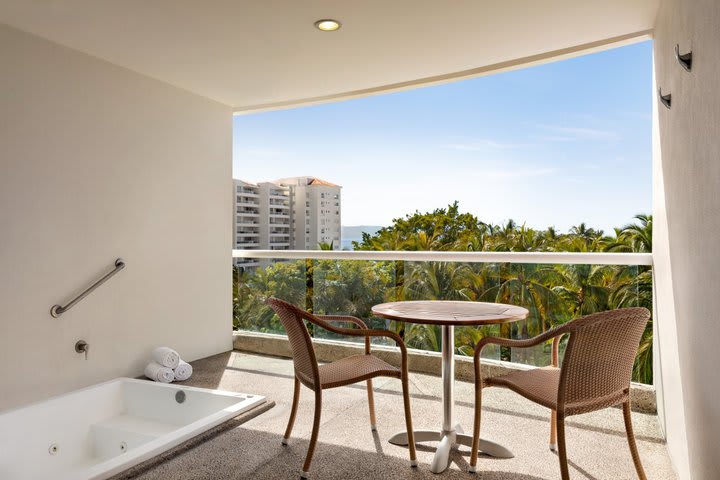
623 401 648 480
367 379 377 430
282 376 301 445
301 389 322 478
469 383 482 473
401 373 418 467
556 413 570 480
550 409 558 451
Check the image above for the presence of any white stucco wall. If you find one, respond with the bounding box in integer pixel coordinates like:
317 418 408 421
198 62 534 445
652 65 690 478
653 0 720 478
0 25 233 411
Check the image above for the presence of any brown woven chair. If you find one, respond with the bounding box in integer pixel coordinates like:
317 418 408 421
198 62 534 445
265 297 417 478
469 307 650 479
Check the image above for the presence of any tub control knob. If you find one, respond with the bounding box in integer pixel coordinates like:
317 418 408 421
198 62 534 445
75 340 89 360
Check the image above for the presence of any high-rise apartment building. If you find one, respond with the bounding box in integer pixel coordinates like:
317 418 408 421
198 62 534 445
233 177 341 269
275 177 341 250
257 181 292 252
233 179 260 270
233 179 291 269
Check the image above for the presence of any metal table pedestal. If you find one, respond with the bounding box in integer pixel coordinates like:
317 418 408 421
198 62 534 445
388 325 514 473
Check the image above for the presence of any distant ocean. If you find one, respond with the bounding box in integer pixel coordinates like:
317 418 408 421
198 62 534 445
341 237 360 250
341 225 383 250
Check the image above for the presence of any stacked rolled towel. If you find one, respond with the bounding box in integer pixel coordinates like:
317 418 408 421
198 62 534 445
145 347 181 383
152 347 180 369
145 347 193 383
145 362 175 383
173 360 193 382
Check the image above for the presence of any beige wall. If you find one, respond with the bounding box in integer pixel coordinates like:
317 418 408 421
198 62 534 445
652 65 690 478
653 0 720 478
0 25 233 411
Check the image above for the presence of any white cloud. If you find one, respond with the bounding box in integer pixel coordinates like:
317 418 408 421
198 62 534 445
532 135 576 143
536 124 621 141
483 167 556 179
447 139 534 150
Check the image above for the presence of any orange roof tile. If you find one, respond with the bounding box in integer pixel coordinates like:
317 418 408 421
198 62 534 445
307 177 340 187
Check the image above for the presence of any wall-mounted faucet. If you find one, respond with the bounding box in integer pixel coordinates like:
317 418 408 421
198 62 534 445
75 340 89 360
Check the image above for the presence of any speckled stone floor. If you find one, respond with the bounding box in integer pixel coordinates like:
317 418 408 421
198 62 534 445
125 351 676 480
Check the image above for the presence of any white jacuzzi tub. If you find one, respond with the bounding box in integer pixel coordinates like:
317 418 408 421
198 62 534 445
0 378 266 480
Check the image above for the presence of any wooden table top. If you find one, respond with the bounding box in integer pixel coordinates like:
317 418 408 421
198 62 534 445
371 300 528 326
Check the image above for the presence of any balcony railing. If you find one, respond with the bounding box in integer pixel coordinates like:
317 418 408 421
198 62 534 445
232 249 653 383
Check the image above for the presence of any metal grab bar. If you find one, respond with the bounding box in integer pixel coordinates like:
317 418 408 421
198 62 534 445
51 258 125 318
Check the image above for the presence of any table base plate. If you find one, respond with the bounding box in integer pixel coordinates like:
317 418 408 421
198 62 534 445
388 428 514 474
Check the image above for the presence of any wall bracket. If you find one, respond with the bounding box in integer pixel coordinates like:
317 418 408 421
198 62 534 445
675 44 692 72
658 88 672 109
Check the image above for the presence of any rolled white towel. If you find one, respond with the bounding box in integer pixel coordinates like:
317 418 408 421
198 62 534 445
173 360 193 382
145 361 174 383
152 347 180 369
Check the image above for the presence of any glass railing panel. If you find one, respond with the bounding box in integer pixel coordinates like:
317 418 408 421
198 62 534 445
309 259 395 346
232 255 652 383
233 259 307 335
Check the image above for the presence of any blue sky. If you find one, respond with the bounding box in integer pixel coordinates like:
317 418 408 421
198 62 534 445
233 41 652 233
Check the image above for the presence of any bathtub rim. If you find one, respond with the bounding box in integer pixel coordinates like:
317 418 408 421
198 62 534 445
0 377 267 480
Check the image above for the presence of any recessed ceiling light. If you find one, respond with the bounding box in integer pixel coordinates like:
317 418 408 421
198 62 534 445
314 19 341 31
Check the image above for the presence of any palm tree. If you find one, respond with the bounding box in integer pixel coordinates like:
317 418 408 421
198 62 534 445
403 231 442 251
553 263 611 316
456 266 493 302
404 261 467 301
490 264 562 332
605 214 654 383
401 260 472 353
610 266 654 384
313 259 391 318
605 214 652 253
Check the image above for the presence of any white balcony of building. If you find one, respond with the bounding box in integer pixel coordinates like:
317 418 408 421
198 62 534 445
237 242 261 248
237 190 259 197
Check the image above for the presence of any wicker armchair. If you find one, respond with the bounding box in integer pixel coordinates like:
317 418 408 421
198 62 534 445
469 307 651 479
265 297 417 478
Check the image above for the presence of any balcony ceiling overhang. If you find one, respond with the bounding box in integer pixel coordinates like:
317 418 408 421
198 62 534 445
0 0 659 112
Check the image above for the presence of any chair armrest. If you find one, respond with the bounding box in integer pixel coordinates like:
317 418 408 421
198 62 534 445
315 315 368 330
473 323 571 362
305 315 404 356
263 297 410 369
472 324 570 389
352 328 409 369
313 322 406 353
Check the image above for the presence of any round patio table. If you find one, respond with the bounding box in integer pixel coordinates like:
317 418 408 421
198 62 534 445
371 300 528 474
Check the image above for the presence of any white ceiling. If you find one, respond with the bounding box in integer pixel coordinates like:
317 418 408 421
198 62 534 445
0 0 659 111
